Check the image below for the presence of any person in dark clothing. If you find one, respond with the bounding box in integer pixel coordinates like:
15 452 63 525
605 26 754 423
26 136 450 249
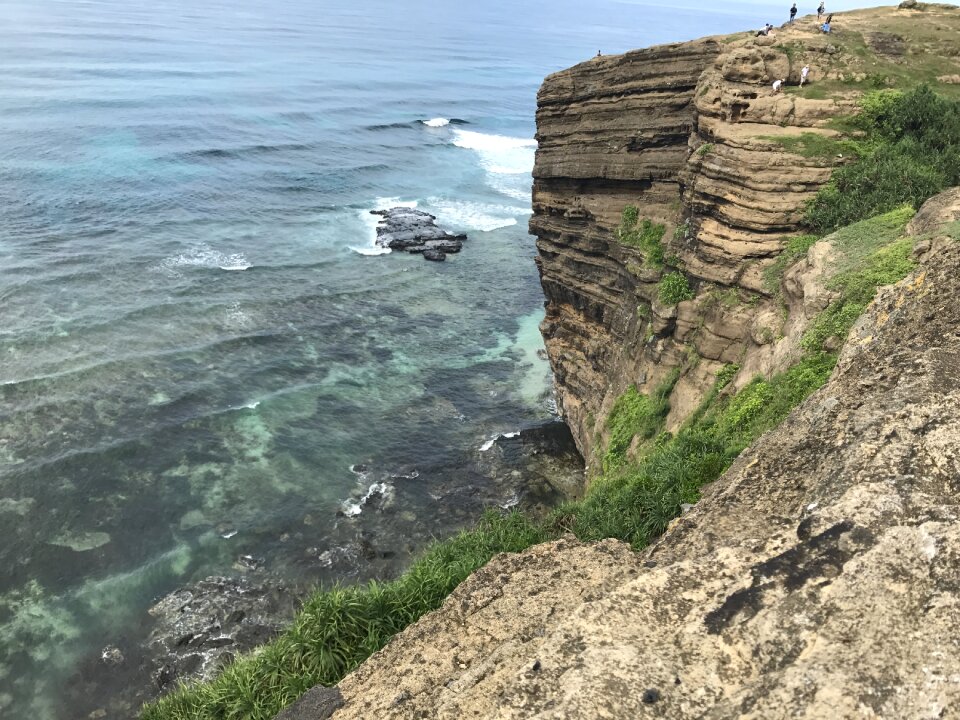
790 3 798 22
818 2 825 21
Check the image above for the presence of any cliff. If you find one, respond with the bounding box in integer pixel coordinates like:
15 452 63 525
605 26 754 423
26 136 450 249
532 3 960 462
323 188 960 719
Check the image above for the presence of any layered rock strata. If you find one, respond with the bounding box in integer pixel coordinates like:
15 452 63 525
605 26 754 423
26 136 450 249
532 5 960 462
326 204 960 719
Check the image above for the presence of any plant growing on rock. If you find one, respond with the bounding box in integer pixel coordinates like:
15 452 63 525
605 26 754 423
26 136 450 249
617 206 667 266
658 272 695 305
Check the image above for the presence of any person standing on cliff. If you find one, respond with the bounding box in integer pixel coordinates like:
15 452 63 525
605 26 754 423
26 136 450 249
800 65 811 86
818 2 825 21
790 3 798 22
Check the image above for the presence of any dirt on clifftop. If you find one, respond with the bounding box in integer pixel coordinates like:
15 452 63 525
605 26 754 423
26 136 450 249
321 190 960 719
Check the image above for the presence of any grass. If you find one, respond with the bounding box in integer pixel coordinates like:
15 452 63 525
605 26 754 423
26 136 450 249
550 351 838 549
603 371 678 473
617 206 666 266
802 236 916 351
141 511 548 720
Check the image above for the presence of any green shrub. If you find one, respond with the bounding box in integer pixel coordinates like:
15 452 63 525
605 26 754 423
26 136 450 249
697 143 715 156
805 86 960 234
658 272 694 305
715 363 739 389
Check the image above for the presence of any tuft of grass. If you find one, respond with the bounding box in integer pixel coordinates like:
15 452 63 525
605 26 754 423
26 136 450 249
760 133 860 160
697 143 715 157
658 272 695 305
617 206 667 266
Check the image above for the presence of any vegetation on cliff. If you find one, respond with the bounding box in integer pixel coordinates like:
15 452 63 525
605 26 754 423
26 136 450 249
616 206 667 265
805 86 960 234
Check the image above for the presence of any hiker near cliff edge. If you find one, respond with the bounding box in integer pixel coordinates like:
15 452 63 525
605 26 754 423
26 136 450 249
818 2 825 21
790 3 798 22
800 65 811 86
772 78 785 93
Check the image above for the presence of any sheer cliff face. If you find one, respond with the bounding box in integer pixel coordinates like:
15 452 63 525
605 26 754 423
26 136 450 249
532 32 850 461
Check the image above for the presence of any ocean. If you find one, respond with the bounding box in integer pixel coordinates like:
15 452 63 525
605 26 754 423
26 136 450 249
0 0 813 716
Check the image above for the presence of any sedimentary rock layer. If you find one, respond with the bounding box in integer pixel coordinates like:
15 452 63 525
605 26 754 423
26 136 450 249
532 5 960 462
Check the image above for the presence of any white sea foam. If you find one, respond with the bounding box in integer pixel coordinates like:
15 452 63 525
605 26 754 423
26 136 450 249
451 129 535 201
422 117 450 127
425 197 528 233
340 481 393 517
452 129 536 173
156 245 252 277
479 430 520 452
349 196 419 256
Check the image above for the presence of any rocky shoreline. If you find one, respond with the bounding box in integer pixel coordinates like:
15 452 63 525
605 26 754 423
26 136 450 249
74 419 582 719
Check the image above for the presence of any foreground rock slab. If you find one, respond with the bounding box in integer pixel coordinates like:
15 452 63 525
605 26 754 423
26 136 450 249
373 207 467 261
325 236 960 718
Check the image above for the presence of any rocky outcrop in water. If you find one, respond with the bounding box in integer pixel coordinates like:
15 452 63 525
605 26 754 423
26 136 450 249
531 4 960 461
372 207 467 261
146 576 298 693
325 194 960 719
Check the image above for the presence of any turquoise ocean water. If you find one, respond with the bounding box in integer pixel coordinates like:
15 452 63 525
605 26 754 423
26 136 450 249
1 0 819 716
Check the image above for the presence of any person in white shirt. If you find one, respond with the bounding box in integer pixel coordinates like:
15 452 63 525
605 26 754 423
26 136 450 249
800 65 811 87
772 78 785 93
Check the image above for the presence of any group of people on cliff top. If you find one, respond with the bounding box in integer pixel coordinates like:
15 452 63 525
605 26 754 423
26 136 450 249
758 3 831 39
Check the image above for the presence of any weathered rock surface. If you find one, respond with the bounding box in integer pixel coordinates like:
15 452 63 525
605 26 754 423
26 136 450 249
532 4 960 462
326 232 960 719
373 207 467 260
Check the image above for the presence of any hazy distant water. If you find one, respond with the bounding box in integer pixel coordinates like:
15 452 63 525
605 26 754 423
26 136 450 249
0 0 810 716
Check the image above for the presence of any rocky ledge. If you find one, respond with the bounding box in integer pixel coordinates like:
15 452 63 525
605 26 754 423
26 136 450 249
372 207 467 261
324 195 960 718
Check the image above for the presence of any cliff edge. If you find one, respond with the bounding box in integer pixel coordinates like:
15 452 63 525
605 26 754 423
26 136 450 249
326 189 960 719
